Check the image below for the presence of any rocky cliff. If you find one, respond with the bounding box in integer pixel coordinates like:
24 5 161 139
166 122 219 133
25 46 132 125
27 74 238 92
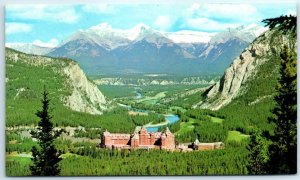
6 48 107 115
62 62 107 114
198 27 295 110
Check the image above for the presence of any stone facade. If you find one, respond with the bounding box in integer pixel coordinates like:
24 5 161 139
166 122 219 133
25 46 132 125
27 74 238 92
100 127 175 150
192 139 224 151
176 139 224 152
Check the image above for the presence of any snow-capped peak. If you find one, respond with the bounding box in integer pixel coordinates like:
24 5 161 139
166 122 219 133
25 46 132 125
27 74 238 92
83 22 154 42
131 23 151 31
6 42 53 55
164 31 216 44
243 23 268 37
210 24 268 44
57 22 268 50
125 23 153 41
6 42 27 47
89 23 113 31
244 23 259 30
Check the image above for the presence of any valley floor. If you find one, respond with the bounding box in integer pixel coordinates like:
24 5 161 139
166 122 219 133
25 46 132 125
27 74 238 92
6 82 251 176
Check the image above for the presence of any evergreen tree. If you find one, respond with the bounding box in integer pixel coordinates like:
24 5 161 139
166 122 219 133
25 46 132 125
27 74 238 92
268 44 297 174
30 89 64 176
262 15 296 35
247 129 269 174
262 15 296 49
246 15 298 175
240 15 298 175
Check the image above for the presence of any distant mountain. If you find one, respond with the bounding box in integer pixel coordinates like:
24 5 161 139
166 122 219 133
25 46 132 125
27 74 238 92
5 43 53 55
165 30 215 44
47 23 266 75
209 24 267 44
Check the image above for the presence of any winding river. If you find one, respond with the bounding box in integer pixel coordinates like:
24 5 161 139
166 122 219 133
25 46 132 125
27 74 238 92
134 88 143 99
118 91 180 132
145 114 180 132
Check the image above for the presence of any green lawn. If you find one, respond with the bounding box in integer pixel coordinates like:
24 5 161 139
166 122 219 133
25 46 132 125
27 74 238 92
136 92 166 105
6 155 31 164
176 118 196 135
168 106 187 113
60 152 80 158
210 116 224 123
6 155 32 176
227 131 249 142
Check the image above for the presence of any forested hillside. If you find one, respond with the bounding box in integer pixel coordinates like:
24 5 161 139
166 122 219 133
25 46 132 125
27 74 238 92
6 48 109 127
5 48 168 133
199 21 296 134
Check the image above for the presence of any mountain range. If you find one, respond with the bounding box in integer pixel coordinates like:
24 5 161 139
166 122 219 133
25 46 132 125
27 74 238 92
7 23 267 76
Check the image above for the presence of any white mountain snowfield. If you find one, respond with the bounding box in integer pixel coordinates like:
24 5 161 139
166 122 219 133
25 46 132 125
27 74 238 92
165 31 216 43
210 24 268 44
64 23 267 49
6 23 268 55
5 43 53 55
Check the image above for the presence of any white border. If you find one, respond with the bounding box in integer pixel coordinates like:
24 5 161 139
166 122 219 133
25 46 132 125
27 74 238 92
0 0 299 179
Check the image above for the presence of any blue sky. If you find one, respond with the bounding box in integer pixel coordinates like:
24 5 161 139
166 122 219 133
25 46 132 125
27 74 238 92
5 3 296 47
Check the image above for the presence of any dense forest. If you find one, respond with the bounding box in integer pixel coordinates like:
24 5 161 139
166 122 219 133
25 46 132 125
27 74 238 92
6 133 249 176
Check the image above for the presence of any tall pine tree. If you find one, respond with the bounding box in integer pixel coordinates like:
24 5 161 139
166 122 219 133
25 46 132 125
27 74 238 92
268 44 297 174
247 129 270 175
264 15 297 174
247 15 297 175
30 89 64 176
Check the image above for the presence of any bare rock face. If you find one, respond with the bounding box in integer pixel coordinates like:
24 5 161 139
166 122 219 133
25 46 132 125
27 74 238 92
199 29 289 110
6 48 107 115
63 62 107 115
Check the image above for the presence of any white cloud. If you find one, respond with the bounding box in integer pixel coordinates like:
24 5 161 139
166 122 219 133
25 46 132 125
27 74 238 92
184 18 240 32
182 3 260 31
154 16 172 31
82 4 115 14
185 3 258 21
54 9 79 23
32 38 59 48
6 5 79 24
6 23 31 34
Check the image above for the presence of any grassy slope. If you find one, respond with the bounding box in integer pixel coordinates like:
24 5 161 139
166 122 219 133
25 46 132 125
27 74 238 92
210 116 224 123
227 131 249 142
176 118 196 134
6 156 32 176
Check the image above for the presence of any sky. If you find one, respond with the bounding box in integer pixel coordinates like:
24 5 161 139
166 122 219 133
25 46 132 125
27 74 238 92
5 3 296 47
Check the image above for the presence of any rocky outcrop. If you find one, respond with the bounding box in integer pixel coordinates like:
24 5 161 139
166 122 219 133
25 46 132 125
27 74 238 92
6 48 107 115
199 28 293 110
93 77 216 86
62 62 107 115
